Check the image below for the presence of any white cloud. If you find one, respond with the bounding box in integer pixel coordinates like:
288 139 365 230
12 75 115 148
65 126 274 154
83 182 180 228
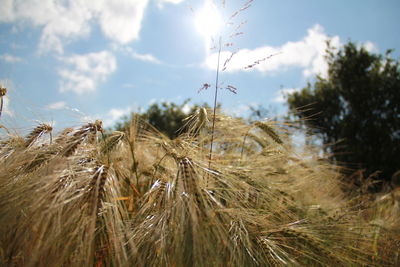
130 51 162 64
47 101 66 110
361 41 378 53
104 106 132 127
111 45 162 64
58 51 116 94
205 24 342 78
157 0 185 9
1 0 94 54
0 0 150 54
94 0 149 45
0 53 23 63
273 88 300 103
205 25 379 79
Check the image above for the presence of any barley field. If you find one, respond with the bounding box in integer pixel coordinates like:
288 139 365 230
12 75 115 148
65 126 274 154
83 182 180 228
0 108 398 266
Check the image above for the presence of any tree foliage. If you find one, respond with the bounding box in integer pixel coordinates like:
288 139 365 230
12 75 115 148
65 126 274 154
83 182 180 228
115 100 210 139
287 42 400 184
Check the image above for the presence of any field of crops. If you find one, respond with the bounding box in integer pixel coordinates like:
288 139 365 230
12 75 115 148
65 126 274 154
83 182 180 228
0 108 398 266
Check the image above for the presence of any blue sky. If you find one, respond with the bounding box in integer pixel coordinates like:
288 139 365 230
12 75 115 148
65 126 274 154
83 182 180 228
0 0 399 131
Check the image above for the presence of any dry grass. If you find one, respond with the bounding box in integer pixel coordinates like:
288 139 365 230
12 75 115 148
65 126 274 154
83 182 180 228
0 110 398 266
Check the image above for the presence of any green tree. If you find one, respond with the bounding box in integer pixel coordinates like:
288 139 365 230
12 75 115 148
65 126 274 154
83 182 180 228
115 100 209 139
287 42 400 185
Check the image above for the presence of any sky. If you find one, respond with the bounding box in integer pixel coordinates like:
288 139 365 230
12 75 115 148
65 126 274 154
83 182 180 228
0 0 399 131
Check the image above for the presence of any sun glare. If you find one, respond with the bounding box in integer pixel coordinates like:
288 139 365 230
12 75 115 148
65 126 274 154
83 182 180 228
194 2 223 39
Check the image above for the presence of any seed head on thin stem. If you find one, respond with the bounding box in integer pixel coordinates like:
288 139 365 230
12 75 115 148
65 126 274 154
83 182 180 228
0 86 7 119
0 87 6 97
25 123 53 148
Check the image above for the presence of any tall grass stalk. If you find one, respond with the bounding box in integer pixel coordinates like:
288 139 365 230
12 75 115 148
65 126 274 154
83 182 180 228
208 36 222 171
205 1 253 172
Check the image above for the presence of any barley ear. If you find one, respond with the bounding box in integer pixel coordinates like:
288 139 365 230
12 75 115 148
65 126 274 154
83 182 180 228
62 121 103 157
86 164 109 216
182 107 209 136
254 121 283 144
101 131 125 155
0 87 6 97
24 123 53 147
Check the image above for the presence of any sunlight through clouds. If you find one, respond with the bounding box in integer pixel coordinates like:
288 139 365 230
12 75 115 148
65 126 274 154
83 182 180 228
58 51 116 94
194 0 223 39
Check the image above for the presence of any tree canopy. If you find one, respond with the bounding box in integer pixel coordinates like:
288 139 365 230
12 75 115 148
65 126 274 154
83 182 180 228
287 42 400 185
114 100 210 139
